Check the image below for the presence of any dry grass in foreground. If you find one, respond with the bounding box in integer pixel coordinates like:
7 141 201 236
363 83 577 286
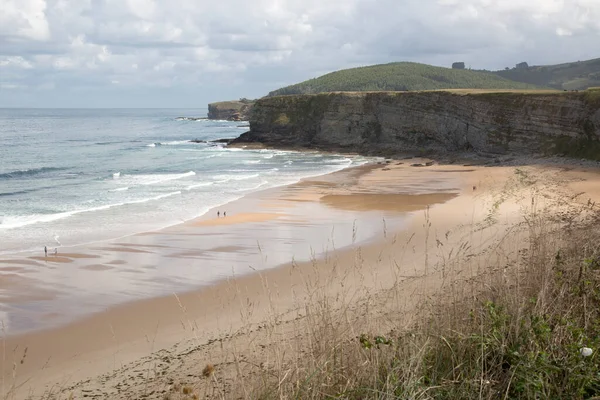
239 173 600 400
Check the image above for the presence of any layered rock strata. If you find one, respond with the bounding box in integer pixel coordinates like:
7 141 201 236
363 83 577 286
232 90 600 159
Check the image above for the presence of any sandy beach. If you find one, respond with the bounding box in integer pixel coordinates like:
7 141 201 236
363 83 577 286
2 157 600 399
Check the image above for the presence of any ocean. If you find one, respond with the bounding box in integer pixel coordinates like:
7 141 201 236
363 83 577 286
0 108 367 256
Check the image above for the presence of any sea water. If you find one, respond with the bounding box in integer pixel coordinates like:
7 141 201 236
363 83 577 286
0 108 367 255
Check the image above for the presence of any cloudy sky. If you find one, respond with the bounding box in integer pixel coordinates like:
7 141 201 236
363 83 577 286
0 0 598 108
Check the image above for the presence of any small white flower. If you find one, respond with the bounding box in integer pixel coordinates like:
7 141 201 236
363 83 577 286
580 347 593 357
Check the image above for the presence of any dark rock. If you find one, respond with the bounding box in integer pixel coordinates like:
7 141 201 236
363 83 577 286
411 163 424 167
231 91 600 161
211 138 235 144
425 161 434 166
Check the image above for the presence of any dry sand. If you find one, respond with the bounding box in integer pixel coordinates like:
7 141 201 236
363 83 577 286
1 158 599 399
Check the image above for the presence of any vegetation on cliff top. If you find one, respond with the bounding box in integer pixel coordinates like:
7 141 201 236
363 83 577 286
207 99 254 121
208 98 254 110
494 57 600 90
268 58 600 96
268 62 543 96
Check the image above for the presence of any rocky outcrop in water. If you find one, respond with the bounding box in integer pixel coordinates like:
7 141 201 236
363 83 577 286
176 117 207 121
208 100 254 121
231 90 600 160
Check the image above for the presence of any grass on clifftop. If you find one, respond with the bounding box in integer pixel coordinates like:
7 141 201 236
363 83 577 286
494 57 600 90
268 62 544 96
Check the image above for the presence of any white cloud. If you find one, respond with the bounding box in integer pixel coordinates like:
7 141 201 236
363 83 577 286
0 56 34 69
556 27 573 36
0 0 50 41
0 0 598 107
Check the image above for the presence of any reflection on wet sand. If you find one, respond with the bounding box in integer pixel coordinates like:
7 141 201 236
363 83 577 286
0 161 464 335
320 193 457 212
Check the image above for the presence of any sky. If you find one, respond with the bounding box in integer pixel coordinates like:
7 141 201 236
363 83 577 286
0 0 598 108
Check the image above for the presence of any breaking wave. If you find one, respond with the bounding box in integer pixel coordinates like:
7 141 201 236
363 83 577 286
0 191 182 230
0 167 68 180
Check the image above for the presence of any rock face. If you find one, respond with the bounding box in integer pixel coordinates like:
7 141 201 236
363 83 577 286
207 100 254 121
232 90 600 160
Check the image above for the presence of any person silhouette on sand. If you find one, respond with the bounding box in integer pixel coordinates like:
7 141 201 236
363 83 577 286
54 248 58 256
217 211 220 218
44 246 47 257
224 211 226 217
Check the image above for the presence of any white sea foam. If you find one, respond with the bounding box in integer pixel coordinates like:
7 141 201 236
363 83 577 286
0 191 182 230
185 182 214 191
237 180 268 192
244 160 262 164
330 158 353 164
113 172 121 179
118 171 196 186
213 173 260 182
160 140 190 146
140 171 195 185
109 187 129 192
146 143 156 147
126 191 181 204
205 146 243 152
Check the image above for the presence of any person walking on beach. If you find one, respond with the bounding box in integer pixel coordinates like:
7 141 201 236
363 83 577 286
44 246 47 257
217 211 220 218
223 211 226 217
54 248 58 256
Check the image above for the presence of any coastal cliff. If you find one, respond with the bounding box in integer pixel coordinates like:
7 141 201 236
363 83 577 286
208 100 254 121
233 89 600 160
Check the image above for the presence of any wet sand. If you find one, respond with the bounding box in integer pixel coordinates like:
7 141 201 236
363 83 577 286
319 193 457 212
2 159 599 399
191 212 282 226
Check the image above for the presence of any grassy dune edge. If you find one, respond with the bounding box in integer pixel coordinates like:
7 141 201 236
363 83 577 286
241 169 600 400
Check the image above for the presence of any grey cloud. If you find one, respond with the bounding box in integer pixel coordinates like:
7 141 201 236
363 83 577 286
0 0 598 108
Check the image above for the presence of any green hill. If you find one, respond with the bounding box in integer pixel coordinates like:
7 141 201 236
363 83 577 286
493 58 600 90
267 62 543 96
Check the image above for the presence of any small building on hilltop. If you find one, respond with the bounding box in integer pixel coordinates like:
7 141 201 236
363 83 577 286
516 62 529 69
452 62 465 69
